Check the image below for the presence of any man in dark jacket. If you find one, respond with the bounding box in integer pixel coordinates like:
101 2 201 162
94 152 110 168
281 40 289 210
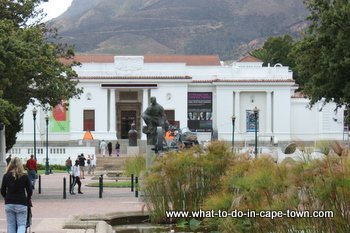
78 154 86 179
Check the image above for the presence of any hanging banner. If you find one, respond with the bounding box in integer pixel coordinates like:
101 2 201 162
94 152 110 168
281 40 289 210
50 99 70 132
187 92 212 132
246 110 259 132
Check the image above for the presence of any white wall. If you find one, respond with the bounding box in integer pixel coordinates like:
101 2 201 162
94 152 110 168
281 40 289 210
150 83 188 129
69 82 109 140
273 89 291 141
291 99 345 141
215 87 234 140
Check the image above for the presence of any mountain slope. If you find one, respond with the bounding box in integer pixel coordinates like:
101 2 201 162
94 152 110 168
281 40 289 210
51 0 308 60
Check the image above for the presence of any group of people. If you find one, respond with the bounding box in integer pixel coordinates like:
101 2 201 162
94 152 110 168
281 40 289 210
100 140 120 157
0 152 99 233
65 153 96 195
1 154 36 232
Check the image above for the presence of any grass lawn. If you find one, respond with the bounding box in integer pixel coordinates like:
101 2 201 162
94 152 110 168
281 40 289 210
37 170 66 175
86 180 132 188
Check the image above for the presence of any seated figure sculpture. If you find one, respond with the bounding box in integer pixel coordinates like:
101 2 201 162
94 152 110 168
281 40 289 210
141 96 169 146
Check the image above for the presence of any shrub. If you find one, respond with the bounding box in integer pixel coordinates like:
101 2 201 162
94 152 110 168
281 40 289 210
124 155 146 177
142 141 233 223
205 153 350 232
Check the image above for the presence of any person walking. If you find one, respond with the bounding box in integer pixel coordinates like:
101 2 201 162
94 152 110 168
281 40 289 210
78 154 86 179
70 160 83 195
90 154 96 175
100 140 107 156
87 155 92 175
1 156 33 233
65 157 72 174
115 141 120 157
25 154 37 190
107 141 112 156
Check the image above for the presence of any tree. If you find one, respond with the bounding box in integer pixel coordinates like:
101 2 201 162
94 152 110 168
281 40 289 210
0 0 82 150
292 0 350 109
250 35 295 67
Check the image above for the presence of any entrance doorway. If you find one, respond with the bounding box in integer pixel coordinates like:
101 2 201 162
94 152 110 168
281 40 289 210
121 111 136 139
117 102 141 139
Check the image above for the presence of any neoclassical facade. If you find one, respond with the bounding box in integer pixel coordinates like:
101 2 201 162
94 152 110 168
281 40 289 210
16 54 346 146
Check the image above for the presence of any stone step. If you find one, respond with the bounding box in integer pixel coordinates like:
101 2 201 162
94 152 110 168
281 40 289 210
95 156 128 171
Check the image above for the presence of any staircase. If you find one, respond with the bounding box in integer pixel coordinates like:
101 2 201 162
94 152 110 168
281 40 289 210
95 156 128 172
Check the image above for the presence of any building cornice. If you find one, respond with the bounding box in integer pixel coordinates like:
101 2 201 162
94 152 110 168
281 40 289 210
77 75 192 80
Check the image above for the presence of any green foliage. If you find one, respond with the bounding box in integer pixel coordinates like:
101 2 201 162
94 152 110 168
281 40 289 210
36 163 66 170
124 155 146 177
0 1 82 150
205 154 350 232
87 181 131 188
142 141 232 223
250 34 295 67
292 0 350 108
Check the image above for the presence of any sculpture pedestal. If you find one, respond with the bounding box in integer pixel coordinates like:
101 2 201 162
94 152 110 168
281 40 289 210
127 146 139 156
146 145 155 169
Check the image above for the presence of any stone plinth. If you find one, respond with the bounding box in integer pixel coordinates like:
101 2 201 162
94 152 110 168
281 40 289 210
145 145 155 169
127 146 140 156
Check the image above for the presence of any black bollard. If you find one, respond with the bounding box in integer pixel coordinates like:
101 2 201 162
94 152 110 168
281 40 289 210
99 176 103 198
38 175 41 194
135 176 138 198
131 174 134 192
100 174 104 193
63 177 66 199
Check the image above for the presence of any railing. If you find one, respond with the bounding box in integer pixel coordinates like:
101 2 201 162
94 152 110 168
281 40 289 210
8 146 96 165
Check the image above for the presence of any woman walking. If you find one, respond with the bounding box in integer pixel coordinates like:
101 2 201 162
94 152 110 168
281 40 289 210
1 156 33 233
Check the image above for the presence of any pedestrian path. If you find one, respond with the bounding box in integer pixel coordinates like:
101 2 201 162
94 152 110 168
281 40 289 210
0 172 146 233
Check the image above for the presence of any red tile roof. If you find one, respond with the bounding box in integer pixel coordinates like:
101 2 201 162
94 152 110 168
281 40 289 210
63 54 221 66
238 55 262 62
291 92 308 98
144 54 221 66
65 54 115 64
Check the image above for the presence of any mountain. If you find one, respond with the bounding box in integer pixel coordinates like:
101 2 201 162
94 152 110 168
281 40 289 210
50 0 308 60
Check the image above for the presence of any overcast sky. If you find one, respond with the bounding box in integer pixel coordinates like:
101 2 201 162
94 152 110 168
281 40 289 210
40 0 73 21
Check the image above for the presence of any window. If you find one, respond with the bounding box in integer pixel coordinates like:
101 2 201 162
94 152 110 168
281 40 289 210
165 110 175 122
84 110 95 131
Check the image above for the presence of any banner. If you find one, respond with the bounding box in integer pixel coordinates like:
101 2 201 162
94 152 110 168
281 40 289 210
50 99 70 132
187 92 212 131
246 110 259 132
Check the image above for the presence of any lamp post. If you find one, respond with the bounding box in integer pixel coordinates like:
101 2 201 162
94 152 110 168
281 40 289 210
45 115 50 175
32 107 37 160
231 116 236 153
253 107 259 158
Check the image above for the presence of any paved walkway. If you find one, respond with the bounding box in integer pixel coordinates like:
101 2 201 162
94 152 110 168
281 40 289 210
0 172 145 233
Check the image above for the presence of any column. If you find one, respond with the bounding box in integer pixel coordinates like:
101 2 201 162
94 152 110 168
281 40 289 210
266 91 272 133
141 89 149 140
234 91 240 132
109 89 116 134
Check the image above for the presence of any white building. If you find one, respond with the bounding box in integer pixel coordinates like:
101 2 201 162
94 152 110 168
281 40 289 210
16 54 347 151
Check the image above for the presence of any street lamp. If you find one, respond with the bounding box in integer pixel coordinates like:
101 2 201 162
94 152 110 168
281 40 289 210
231 115 236 153
253 107 259 158
32 107 37 160
45 114 50 175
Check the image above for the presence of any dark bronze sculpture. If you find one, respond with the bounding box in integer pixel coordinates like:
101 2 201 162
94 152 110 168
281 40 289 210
128 123 138 146
142 97 168 146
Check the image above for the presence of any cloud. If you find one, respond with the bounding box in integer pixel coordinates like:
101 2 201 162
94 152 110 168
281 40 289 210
41 0 73 21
